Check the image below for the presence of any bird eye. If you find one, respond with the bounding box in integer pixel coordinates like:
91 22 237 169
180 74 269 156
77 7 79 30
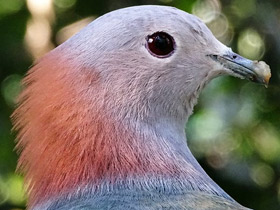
146 32 175 58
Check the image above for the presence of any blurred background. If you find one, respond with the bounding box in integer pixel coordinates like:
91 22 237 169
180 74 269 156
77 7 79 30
0 0 279 209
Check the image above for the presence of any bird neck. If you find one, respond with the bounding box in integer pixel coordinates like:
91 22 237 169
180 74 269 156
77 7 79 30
14 53 230 207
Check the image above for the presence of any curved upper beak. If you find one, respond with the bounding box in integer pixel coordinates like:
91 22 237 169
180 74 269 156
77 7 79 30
209 52 271 87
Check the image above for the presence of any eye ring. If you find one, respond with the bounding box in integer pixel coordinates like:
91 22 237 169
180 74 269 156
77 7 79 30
146 32 176 58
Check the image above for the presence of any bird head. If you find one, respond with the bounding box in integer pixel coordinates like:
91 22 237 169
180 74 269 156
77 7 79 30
61 5 270 121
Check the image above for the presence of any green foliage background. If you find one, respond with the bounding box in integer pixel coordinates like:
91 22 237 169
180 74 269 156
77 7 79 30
0 0 279 209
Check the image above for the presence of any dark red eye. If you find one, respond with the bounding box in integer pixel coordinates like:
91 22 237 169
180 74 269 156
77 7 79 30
146 32 175 58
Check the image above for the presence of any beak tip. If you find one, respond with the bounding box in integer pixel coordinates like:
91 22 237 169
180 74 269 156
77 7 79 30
264 76 270 88
253 60 271 87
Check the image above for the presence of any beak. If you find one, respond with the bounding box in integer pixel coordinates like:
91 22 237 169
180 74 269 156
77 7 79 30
209 52 271 87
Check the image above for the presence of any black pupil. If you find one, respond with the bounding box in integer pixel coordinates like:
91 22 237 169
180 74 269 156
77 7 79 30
147 32 174 57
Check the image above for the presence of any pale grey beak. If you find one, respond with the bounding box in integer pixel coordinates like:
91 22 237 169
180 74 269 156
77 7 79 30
209 52 271 87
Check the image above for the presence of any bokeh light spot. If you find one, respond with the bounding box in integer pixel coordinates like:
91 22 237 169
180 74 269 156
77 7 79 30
54 0 76 9
6 174 26 205
206 151 228 169
237 28 265 60
1 74 22 107
232 0 256 18
207 13 233 45
250 162 275 188
0 0 24 18
192 0 221 23
25 18 54 58
252 124 280 162
191 110 224 141
0 174 25 206
27 0 53 17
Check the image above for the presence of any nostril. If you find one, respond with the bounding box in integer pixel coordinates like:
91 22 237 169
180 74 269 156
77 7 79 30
232 55 237 59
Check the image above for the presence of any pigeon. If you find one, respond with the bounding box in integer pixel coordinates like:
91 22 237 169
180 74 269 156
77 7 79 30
12 5 271 210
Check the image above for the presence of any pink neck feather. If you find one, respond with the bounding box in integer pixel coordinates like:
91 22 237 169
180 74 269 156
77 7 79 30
13 50 221 208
